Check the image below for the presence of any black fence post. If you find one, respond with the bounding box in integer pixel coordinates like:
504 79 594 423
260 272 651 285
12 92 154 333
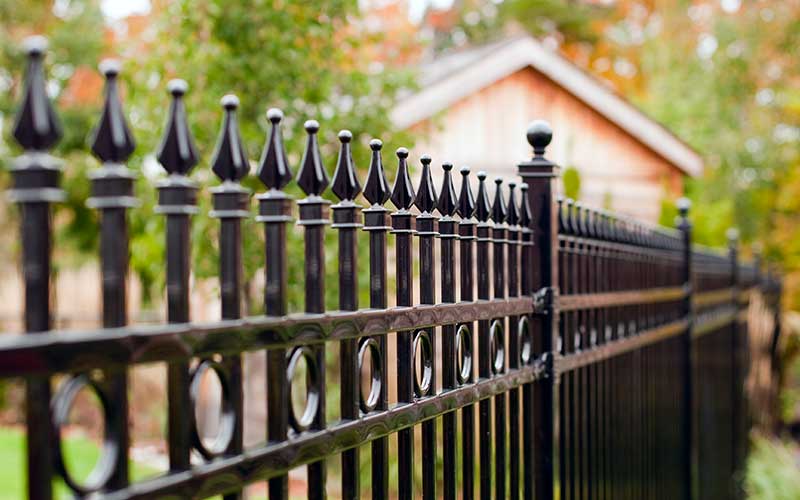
295 119 331 500
209 94 250 500
155 78 199 472
727 228 744 497
518 121 559 500
361 139 391 500
256 108 293 500
9 35 63 500
87 58 137 490
676 198 694 500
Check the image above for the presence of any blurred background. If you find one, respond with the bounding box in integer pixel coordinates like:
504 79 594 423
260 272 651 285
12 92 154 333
1 0 799 498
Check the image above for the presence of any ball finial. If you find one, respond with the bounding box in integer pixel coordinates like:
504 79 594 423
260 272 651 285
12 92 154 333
98 58 121 78
22 35 48 57
420 154 432 165
267 107 283 123
338 129 352 143
304 119 319 134
167 79 188 97
526 119 553 156
220 94 239 110
726 227 740 243
370 138 383 151
442 162 453 172
396 147 409 159
676 197 691 217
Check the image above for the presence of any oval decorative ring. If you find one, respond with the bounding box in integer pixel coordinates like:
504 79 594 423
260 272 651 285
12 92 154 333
51 374 119 495
518 316 533 365
358 337 383 413
413 330 433 398
286 346 320 433
455 324 473 385
189 359 237 460
489 320 505 375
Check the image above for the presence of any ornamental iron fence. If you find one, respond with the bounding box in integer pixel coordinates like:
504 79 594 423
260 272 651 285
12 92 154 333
0 37 783 500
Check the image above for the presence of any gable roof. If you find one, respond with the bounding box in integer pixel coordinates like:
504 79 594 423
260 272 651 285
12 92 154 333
390 35 704 177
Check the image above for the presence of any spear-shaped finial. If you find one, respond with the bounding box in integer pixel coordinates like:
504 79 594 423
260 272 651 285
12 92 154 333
257 108 293 190
475 171 491 222
363 139 391 206
437 162 457 217
565 198 576 235
90 59 135 164
506 182 519 225
519 184 531 227
391 147 415 210
331 130 361 201
12 36 62 152
296 119 329 196
211 94 249 182
156 79 198 175
491 177 506 224
457 167 475 219
414 154 438 213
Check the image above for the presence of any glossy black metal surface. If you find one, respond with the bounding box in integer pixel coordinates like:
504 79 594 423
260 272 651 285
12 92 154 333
2 46 781 500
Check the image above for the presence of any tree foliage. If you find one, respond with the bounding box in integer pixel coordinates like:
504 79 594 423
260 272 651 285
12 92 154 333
1 0 414 314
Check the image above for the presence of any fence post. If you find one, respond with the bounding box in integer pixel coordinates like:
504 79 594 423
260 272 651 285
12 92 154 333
676 198 694 500
9 36 63 500
727 228 744 497
518 121 559 499
87 58 137 490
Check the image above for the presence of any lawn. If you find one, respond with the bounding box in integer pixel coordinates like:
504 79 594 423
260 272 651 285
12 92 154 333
0 427 158 500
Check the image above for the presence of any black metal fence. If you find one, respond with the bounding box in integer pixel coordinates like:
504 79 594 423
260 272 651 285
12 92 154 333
0 38 782 500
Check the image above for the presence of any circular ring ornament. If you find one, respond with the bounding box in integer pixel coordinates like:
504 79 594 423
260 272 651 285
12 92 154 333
358 337 383 413
189 359 236 459
413 330 433 397
518 316 533 365
286 346 320 433
51 374 118 495
455 324 473 385
489 320 505 375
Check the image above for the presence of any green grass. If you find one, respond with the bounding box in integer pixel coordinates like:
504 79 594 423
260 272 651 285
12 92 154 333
0 427 158 500
745 436 800 500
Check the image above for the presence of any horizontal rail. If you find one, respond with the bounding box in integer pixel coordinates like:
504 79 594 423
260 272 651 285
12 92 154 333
555 318 688 373
557 286 686 311
0 297 534 377
103 361 546 500
692 287 734 309
692 307 738 338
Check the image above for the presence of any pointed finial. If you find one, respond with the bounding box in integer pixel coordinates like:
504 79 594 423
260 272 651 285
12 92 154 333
437 162 457 217
12 36 62 152
414 154 438 213
210 94 249 182
519 183 531 227
330 130 361 201
526 120 552 157
491 178 507 223
156 79 198 175
475 171 491 222
90 59 135 164
506 182 519 225
363 139 392 205
566 198 576 235
390 147 415 210
457 166 475 219
574 202 586 236
257 108 292 190
296 119 329 196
